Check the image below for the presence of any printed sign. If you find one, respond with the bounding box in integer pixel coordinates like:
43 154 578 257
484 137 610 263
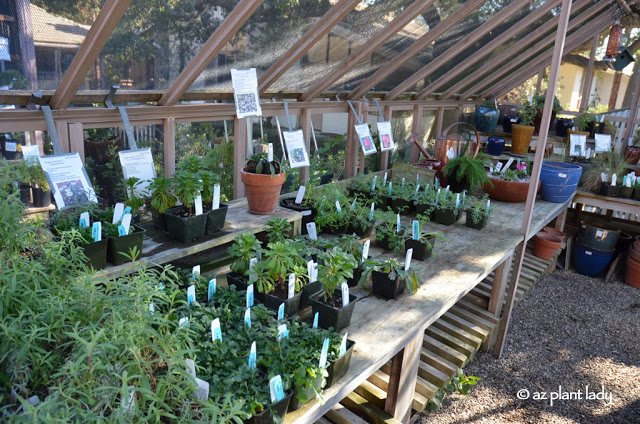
283 129 310 168
231 68 262 118
377 121 395 152
354 123 377 155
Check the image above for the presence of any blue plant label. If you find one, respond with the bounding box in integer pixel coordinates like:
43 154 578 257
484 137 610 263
319 338 330 368
211 318 222 342
187 285 196 305
112 203 125 224
369 203 375 221
335 200 342 213
445 185 450 192
413 220 419 240
149 302 154 314
79 212 90 228
436 188 441 205
435 177 439 188
157 282 164 291
121 213 132 234
208 278 216 302
244 308 251 328
295 185 306 204
117 225 127 237
383 172 387 186
350 198 357 211
455 193 460 210
388 181 392 196
192 265 200 279
341 283 349 307
402 177 405 188
91 222 101 242
248 341 256 368
277 303 285 321
362 240 370 264
249 257 258 282
178 317 188 329
121 206 132 222
396 213 401 233
405 248 413 271
462 191 466 206
278 324 288 341
339 333 348 358
371 176 377 191
306 222 318 240
213 184 221 210
246 284 254 308
288 274 295 299
312 312 319 329
269 375 285 403
486 199 491 214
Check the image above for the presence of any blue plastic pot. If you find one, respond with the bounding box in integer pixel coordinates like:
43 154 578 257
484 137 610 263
502 115 519 133
573 240 614 277
539 162 583 203
474 107 500 132
487 136 505 156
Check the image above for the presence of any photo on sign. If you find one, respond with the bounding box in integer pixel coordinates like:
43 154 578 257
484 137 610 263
38 153 97 209
354 123 377 156
57 180 90 204
283 129 310 168
377 121 395 152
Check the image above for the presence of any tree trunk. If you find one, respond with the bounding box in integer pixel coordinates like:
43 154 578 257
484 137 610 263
609 72 622 110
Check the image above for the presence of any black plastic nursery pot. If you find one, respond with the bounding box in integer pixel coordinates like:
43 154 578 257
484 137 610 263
346 266 364 287
309 290 357 332
205 203 229 235
600 182 622 198
107 225 145 265
32 187 51 208
243 391 292 424
347 222 374 238
151 206 167 231
163 206 207 243
375 230 404 251
19 185 30 206
289 371 324 411
619 186 634 199
326 339 356 388
415 203 435 220
434 207 459 226
300 280 322 308
405 238 434 261
391 198 414 214
262 290 302 318
465 211 489 230
322 223 348 235
280 198 314 235
80 239 108 270
371 271 405 299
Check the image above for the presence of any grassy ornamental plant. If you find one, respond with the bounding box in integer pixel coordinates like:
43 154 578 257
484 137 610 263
581 151 630 192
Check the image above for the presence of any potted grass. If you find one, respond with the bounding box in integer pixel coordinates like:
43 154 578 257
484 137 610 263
404 221 444 261
164 170 207 243
580 151 629 195
465 195 492 230
226 233 263 292
362 257 420 300
241 152 286 214
149 176 176 231
310 248 358 331
511 101 537 156
28 161 51 208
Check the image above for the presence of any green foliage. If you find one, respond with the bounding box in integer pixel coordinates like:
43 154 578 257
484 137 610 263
478 100 498 110
317 248 357 300
171 170 203 213
465 195 492 225
228 233 263 275
581 151 630 192
246 152 282 177
517 100 538 127
265 217 292 243
362 257 421 294
443 153 490 191
427 368 481 413
531 92 562 113
0 70 27 89
124 177 146 210
149 176 177 213
572 113 596 131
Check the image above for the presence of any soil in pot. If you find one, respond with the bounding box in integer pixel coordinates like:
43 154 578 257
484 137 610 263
371 271 405 299
326 339 356 388
243 391 292 424
107 225 145 265
261 286 302 318
204 203 229 235
310 290 357 332
533 231 562 260
80 239 108 270
405 238 433 261
32 187 51 208
465 211 488 230
434 207 459 226
163 206 207 243
241 168 286 215
226 272 266 303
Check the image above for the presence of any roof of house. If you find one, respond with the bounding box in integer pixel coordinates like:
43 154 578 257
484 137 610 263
30 4 89 49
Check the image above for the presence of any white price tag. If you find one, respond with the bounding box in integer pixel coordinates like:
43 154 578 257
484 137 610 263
194 195 203 216
341 283 349 307
187 285 196 305
295 186 306 204
213 184 221 210
121 214 132 235
362 240 370 264
211 318 222 342
405 248 413 271
269 375 285 403
192 265 201 279
306 222 318 240
112 203 125 224
559 172 567 179
288 274 295 299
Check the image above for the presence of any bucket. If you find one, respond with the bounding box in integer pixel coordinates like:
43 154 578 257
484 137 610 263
573 240 614 277
487 137 505 156
539 161 583 203
577 221 621 251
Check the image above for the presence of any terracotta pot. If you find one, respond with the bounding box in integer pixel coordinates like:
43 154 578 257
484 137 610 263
632 241 640 253
625 256 640 289
510 124 534 155
483 177 540 203
628 246 640 263
240 168 286 215
533 231 562 260
542 226 565 242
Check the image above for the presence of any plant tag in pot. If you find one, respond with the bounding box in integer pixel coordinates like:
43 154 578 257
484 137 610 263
121 206 132 221
383 172 387 186
397 213 401 233
213 184 221 210
149 302 154 314
267 143 274 162
112 203 125 224
308 260 317 283
277 303 285 320
502 158 514 172
335 200 342 213
295 185 306 204
601 172 608 183
244 308 251 328
185 359 197 379
319 338 330 368
192 265 200 279
79 212 90 228
362 240 370 263
487 200 491 213
388 181 393 196
339 333 348 358
455 193 460 210
611 174 617 186
495 162 503 172
436 188 441 205
627 175 632 187
246 284 254 308
208 278 216 302
341 283 349 307
369 203 375 221
117 225 127 237
121 213 132 234
412 220 419 240
278 323 288 342
248 341 256 368
402 177 406 188
288 273 295 299
307 222 318 240
415 184 420 195
194 195 203 216
211 318 222 342
371 176 377 191
195 378 209 401
92 222 102 242
179 317 189 328
269 375 285 403
312 312 319 328
249 257 258 282
187 285 196 305
350 198 357 211
405 248 413 271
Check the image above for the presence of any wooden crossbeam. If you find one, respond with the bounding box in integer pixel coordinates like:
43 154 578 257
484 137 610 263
49 0 132 110
382 0 533 101
158 0 265 106
299 0 439 102
346 0 487 101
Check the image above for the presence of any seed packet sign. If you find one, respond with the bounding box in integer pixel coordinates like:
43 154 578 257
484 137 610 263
354 123 377 155
569 133 587 157
38 153 97 209
118 148 156 196
283 129 310 168
377 121 395 152
231 68 262 118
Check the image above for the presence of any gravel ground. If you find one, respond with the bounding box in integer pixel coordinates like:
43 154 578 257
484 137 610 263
419 269 640 424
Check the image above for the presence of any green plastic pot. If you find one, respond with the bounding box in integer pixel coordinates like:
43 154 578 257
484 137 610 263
80 239 108 270
465 211 489 230
326 339 356 387
243 391 292 424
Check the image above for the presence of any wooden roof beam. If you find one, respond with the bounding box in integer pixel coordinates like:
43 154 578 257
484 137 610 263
382 0 534 101
258 0 361 93
49 0 132 110
457 0 612 100
346 0 487 101
414 0 564 100
158 0 265 106
299 0 439 102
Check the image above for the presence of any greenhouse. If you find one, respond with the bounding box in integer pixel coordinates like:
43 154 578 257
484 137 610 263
1 0 640 422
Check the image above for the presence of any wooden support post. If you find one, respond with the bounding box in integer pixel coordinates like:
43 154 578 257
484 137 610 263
488 253 513 316
435 107 444 140
163 117 176 177
359 101 369 175
385 332 423 423
580 35 599 110
55 120 70 153
379 105 392 171
300 108 311 182
234 116 248 199
344 102 361 179
409 104 422 164
535 67 544 93
622 70 640 147
68 122 85 163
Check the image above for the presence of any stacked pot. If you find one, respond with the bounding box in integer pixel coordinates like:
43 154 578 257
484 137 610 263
626 241 640 289
533 227 564 260
573 222 620 277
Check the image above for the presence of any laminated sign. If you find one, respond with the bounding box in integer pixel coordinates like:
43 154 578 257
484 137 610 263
38 153 97 209
283 129 310 168
231 68 262 118
377 121 395 152
355 123 377 155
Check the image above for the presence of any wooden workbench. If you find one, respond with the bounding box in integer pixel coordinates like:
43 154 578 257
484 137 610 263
574 190 640 221
285 197 571 423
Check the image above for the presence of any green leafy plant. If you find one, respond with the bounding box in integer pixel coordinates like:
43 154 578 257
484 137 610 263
228 233 263 275
572 113 595 132
316 248 357 301
362 257 421 294
171 170 203 215
246 152 282 177
465 195 492 225
265 217 292 243
149 176 177 213
517 100 538 126
124 176 146 210
443 152 490 191
28 161 50 191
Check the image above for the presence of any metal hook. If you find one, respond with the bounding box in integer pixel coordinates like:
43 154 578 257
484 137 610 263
105 85 119 108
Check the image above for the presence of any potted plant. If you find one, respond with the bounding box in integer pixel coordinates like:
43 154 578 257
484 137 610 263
433 189 461 226
404 222 444 261
568 113 594 141
28 161 51 208
163 170 207 243
315 204 349 234
473 100 500 133
12 160 31 206
388 180 416 214
241 152 286 215
511 100 537 156
443 150 489 193
374 212 404 252
52 212 108 270
83 128 122 165
264 217 293 244
580 151 629 196
625 128 640 165
279 185 316 235
333 234 366 286
362 257 420 299
465 195 492 230
149 176 176 231
99 208 145 266
123 177 146 222
199 170 228 235
531 93 562 135
227 233 264 291
346 203 374 238
483 160 540 202
310 248 358 331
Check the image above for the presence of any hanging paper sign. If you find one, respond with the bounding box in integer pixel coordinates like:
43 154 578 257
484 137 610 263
377 121 395 152
208 278 216 302
211 318 222 342
38 153 97 209
595 134 612 153
269 375 285 403
21 145 40 163
118 148 156 196
244 308 251 328
354 123 377 155
231 68 262 118
187 285 196 305
283 129 310 168
569 133 586 157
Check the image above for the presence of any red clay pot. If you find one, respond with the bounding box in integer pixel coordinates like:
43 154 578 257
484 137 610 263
241 168 286 215
543 226 565 242
483 177 541 203
628 246 640 263
625 256 640 289
533 231 562 260
632 241 640 253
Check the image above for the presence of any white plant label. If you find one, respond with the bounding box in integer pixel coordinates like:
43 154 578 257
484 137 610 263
388 181 393 196
246 284 254 308
194 195 203 216
402 177 406 187
208 278 216 302
307 260 317 283
339 333 348 358
79 212 90 228
601 172 608 183
249 257 258 282
112 203 125 224
312 312 319 328
502 158 514 173
121 214 132 235
319 338 330 368
277 303 285 320
244 308 251 328
179 317 188 328
397 213 401 233
91 222 102 242
295 185 306 204
415 184 420 195
149 302 154 314
277 323 288 341
335 200 342 213
211 318 222 342
187 285 196 305
213 184 221 210
195 378 209 401
371 176 377 191
288 274 295 299
627 176 632 187
248 341 256 368
405 248 413 271
306 222 318 240
186 359 197 379
192 265 201 279
495 162 503 172
487 199 491 213
383 172 388 186
611 174 617 186
362 240 370 264
341 283 349 307
455 193 460 210
269 375 285 403
267 143 274 162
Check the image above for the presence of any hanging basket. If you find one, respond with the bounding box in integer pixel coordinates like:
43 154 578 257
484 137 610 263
435 122 480 169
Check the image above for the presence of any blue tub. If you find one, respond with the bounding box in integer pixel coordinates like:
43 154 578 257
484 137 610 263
540 162 583 202
487 137 505 156
573 241 614 277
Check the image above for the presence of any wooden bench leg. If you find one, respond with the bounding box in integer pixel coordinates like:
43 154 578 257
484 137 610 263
482 253 513 352
385 331 423 423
